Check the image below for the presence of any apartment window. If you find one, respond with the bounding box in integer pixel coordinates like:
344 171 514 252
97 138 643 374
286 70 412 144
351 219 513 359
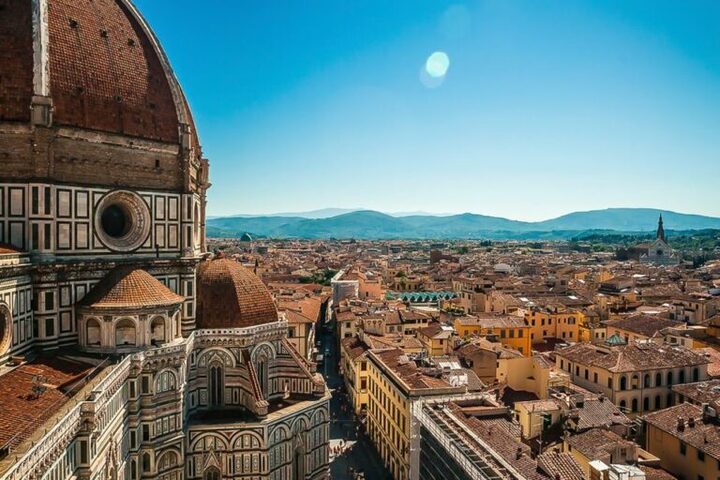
584 369 588 380
560 360 564 370
575 366 580 376
509 329 515 338
593 372 598 383
142 424 150 441
500 329 506 338
697 450 705 462
679 442 686 455
361 361 367 371
518 329 523 338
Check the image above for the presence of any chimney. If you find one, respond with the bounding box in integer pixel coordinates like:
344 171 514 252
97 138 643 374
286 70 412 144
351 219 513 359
677 416 685 432
688 417 696 428
516 447 523 460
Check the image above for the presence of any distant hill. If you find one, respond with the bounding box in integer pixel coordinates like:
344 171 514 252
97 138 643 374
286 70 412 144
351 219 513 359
206 208 720 240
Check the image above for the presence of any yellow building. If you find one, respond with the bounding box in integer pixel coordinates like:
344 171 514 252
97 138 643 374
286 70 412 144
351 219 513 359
452 313 532 356
555 341 709 416
340 335 370 414
366 348 482 480
643 402 720 480
416 323 453 357
523 307 583 344
515 399 562 439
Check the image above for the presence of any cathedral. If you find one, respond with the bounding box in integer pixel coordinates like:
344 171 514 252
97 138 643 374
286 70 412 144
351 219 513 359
0 1 329 479
639 215 681 266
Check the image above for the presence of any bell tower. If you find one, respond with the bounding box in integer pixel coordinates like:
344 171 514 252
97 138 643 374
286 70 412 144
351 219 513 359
657 214 666 242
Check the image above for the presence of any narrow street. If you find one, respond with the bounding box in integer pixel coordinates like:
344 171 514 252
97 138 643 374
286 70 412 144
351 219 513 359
317 312 391 480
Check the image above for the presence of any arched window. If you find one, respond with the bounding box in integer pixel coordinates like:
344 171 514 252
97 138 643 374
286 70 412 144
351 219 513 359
667 393 673 407
643 374 650 388
151 316 166 345
619 400 626 411
655 373 662 387
86 318 101 346
115 319 136 346
643 397 649 411
620 376 627 391
631 398 638 412
293 443 306 480
692 368 699 382
157 451 179 473
667 371 673 386
679 370 685 383
631 374 639 389
253 344 274 397
256 356 268 398
209 364 223 407
156 370 177 393
203 467 220 480
655 395 661 409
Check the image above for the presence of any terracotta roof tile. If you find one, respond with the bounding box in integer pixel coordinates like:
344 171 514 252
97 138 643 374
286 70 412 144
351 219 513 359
0 356 95 451
79 266 184 309
196 257 278 329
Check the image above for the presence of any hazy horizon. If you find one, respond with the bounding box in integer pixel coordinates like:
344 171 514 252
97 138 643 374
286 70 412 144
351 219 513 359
211 206 720 221
136 1 720 221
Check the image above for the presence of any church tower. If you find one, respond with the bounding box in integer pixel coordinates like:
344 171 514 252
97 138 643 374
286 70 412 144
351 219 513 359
657 214 666 242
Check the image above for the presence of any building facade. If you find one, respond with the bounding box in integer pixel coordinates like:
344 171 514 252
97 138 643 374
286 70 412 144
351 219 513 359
0 1 329 479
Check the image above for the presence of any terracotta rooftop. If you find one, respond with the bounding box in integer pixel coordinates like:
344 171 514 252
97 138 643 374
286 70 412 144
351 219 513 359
454 313 528 329
78 266 184 310
556 342 709 373
0 245 22 255
671 380 720 405
0 356 96 452
196 257 279 329
565 428 635 464
643 402 720 459
603 314 683 338
537 450 584 480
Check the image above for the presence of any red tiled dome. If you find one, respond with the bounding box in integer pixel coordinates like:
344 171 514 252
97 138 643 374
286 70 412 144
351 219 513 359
196 258 278 329
79 266 184 310
0 0 196 145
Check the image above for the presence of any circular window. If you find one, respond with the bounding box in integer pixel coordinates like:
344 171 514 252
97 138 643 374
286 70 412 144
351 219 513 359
95 191 151 252
0 303 11 357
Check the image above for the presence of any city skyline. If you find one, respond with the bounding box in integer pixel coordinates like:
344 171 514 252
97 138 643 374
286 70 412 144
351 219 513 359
136 0 720 220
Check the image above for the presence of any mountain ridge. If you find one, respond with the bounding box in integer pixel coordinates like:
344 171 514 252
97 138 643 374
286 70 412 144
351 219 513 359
206 208 720 240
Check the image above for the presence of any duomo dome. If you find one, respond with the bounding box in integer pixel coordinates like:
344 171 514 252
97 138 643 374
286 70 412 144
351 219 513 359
196 256 279 329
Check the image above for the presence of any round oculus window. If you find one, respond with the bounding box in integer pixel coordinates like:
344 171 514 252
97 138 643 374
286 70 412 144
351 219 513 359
95 191 151 252
0 303 11 357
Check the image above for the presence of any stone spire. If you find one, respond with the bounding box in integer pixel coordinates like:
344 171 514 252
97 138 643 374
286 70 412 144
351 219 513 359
657 214 666 242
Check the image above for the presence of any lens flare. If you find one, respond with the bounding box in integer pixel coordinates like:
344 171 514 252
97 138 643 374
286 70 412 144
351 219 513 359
425 51 450 78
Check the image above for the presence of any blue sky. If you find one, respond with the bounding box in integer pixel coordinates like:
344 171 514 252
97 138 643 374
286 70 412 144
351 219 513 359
135 1 720 220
